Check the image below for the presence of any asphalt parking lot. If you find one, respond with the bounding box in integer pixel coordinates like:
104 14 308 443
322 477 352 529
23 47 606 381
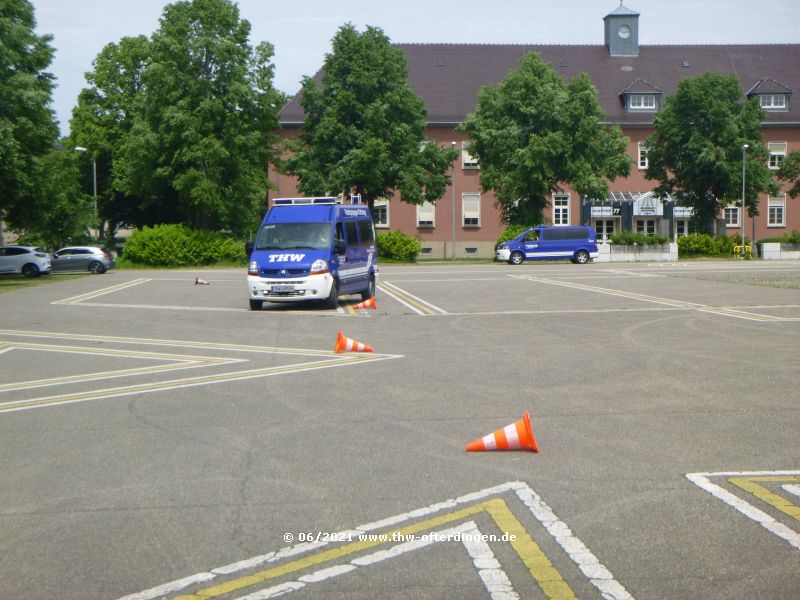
1 260 799 600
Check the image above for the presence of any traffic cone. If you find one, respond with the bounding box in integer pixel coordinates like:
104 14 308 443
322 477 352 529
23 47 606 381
334 331 374 353
466 411 539 453
353 297 376 310
195 277 210 285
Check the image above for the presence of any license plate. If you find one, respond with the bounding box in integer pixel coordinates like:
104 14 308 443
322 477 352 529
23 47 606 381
270 285 295 293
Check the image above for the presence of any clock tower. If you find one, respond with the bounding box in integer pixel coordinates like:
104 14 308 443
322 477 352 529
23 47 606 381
604 2 640 57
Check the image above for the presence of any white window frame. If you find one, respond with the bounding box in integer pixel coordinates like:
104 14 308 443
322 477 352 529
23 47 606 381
416 201 435 228
768 194 786 227
637 143 649 170
724 206 740 227
635 219 656 234
768 142 787 170
675 219 689 238
628 94 657 111
461 143 479 169
759 94 787 110
552 194 570 226
373 198 390 228
462 193 480 227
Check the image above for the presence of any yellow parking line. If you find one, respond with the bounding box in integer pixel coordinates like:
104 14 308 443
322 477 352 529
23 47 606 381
729 477 800 521
0 355 390 413
174 498 575 600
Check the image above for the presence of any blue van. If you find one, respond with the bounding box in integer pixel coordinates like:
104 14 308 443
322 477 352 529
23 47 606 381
496 225 598 265
247 198 378 310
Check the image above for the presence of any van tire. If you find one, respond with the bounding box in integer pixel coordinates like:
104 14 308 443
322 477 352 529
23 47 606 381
325 278 339 309
249 299 263 310
509 251 524 265
361 274 375 301
574 250 590 264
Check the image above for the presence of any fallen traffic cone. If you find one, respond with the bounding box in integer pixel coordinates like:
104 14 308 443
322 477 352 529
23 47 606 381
353 297 376 310
466 411 539 453
334 331 374 353
195 277 210 285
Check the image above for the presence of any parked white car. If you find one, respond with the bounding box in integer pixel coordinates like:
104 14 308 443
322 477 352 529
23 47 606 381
0 246 52 277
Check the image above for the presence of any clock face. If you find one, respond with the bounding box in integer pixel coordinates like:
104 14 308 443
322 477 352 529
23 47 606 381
618 25 631 39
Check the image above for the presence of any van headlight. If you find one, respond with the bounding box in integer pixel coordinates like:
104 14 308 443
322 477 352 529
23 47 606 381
310 259 329 275
248 260 259 276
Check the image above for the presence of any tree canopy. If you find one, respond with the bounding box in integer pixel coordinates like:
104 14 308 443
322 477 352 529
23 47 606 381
282 24 457 211
778 150 800 199
73 0 285 236
0 0 59 232
459 52 631 226
645 72 778 231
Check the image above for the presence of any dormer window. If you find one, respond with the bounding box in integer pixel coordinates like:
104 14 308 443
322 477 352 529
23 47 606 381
759 94 787 111
746 79 792 112
628 94 657 111
620 79 662 113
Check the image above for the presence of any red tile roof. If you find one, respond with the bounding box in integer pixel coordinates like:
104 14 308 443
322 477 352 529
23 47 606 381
280 44 800 126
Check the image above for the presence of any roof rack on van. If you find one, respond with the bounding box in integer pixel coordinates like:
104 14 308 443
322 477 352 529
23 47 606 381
273 197 339 205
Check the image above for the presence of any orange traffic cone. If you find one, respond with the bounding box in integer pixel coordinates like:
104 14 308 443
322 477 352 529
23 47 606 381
334 331 374 353
195 277 210 285
466 411 539 453
353 297 376 310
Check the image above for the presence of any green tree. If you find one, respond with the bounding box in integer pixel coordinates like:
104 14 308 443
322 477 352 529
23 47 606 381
70 35 150 241
459 52 631 226
113 0 284 234
645 72 778 231
0 0 59 231
23 145 94 248
778 150 800 199
282 24 458 212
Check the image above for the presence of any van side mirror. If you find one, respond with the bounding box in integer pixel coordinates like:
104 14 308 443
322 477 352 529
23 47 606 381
245 241 254 257
334 240 345 254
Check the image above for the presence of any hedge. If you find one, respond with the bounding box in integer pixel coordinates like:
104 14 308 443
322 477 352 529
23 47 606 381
123 224 246 266
376 230 421 262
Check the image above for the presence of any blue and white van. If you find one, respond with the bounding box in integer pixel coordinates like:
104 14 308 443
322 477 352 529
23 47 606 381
247 198 378 310
496 225 598 265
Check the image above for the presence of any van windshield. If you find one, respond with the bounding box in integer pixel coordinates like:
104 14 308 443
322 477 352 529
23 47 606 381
255 222 331 251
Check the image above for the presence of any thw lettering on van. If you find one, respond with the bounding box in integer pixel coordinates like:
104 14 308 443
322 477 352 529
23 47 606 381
268 254 306 263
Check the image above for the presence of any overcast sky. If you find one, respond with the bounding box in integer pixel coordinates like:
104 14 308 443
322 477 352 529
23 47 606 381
29 0 800 137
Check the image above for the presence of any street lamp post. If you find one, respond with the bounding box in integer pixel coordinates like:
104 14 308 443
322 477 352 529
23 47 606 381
741 144 748 257
75 146 98 238
451 141 457 260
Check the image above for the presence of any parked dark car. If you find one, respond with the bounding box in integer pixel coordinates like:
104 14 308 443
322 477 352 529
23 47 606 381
51 246 115 274
0 246 52 277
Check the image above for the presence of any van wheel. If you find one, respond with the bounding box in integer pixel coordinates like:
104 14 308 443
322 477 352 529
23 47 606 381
361 274 375 301
574 250 590 264
249 299 263 310
509 251 524 265
325 279 339 309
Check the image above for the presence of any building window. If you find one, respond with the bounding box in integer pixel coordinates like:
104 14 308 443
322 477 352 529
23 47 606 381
635 219 656 234
768 194 785 227
462 193 480 227
724 206 740 227
768 142 787 170
594 219 615 241
675 219 688 238
628 94 657 111
759 94 787 110
461 143 479 169
553 194 570 225
417 201 435 227
373 199 389 228
638 143 649 170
